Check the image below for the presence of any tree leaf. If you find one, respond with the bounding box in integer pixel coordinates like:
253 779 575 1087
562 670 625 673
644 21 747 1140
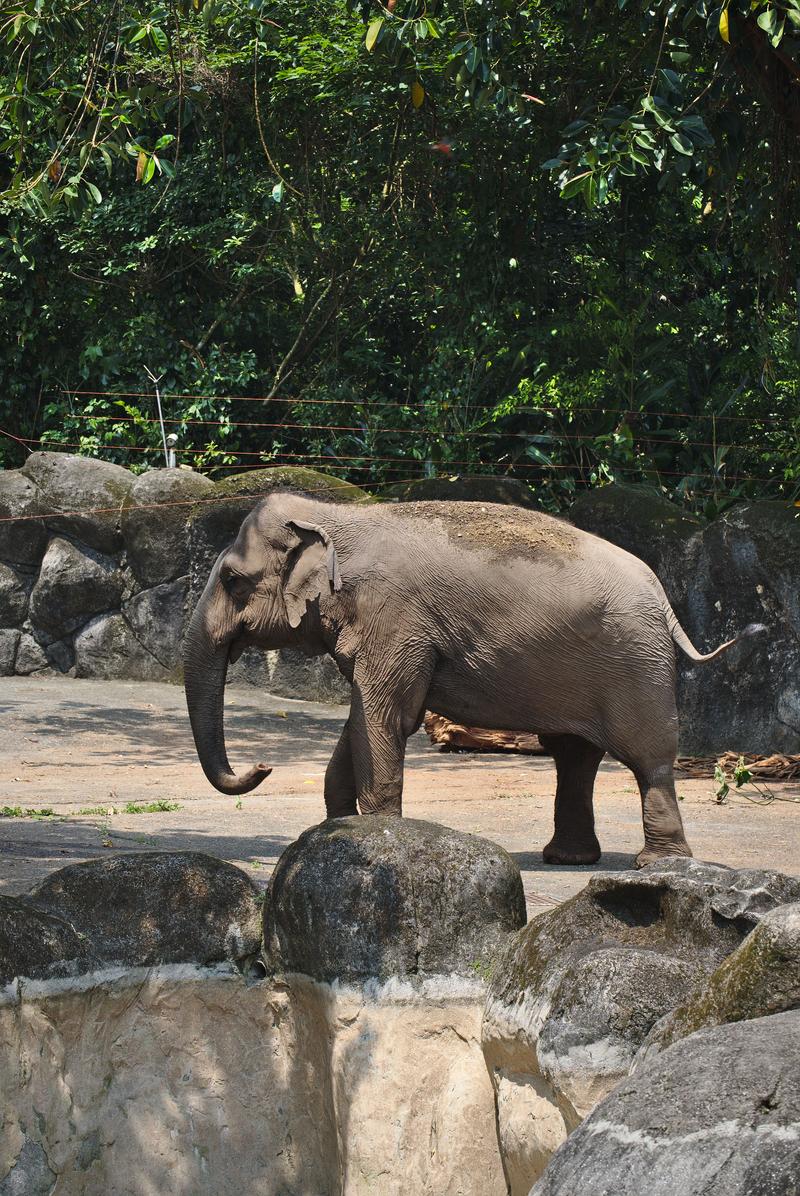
670 132 694 155
135 150 147 182
85 181 102 204
411 80 425 109
560 171 592 199
756 7 777 35
149 26 168 53
365 18 383 51
719 6 730 43
142 155 156 184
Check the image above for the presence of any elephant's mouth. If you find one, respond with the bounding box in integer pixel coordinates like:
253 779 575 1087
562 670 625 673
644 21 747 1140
228 634 248 664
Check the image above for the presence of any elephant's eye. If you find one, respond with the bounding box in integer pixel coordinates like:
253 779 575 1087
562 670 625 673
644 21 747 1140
221 564 253 601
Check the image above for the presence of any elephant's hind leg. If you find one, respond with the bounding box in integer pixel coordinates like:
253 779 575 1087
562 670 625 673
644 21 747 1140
324 721 358 818
539 734 605 865
632 761 692 868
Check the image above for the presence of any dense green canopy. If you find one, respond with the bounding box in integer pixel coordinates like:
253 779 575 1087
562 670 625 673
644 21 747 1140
1 0 798 514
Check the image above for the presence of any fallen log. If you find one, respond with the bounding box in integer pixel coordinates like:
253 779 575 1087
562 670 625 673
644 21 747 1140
424 712 546 755
425 714 800 780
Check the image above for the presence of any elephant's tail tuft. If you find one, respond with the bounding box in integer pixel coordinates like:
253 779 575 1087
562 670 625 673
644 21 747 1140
667 607 767 663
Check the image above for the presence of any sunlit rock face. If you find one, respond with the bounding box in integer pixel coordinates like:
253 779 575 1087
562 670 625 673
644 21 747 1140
531 1010 800 1196
482 857 800 1194
0 823 523 1195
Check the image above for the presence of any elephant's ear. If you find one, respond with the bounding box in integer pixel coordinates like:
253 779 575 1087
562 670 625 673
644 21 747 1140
282 519 342 629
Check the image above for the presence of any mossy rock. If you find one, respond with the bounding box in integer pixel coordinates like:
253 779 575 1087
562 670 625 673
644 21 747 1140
214 466 369 504
263 816 526 983
21 452 134 554
383 474 539 509
640 900 800 1059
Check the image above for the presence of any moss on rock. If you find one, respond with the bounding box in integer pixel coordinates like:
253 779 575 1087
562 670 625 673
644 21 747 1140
214 465 370 504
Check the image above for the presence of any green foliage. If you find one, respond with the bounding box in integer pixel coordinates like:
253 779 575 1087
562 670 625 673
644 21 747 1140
714 755 775 805
0 0 797 510
0 806 58 818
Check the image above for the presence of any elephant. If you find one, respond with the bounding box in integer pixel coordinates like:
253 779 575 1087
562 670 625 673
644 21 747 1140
183 492 764 868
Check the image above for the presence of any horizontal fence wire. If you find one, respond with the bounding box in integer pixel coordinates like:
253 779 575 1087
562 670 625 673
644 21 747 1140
13 433 780 485
60 389 799 424
51 412 781 454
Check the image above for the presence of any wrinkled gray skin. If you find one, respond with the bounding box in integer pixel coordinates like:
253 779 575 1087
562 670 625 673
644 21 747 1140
184 495 764 867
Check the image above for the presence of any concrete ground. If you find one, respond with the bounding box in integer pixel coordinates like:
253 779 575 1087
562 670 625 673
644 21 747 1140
1 676 798 916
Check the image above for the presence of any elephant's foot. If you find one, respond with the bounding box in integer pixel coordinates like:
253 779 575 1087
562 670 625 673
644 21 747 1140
634 841 693 869
542 837 601 866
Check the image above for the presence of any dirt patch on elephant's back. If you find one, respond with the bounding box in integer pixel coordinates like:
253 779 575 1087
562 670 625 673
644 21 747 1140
386 500 579 559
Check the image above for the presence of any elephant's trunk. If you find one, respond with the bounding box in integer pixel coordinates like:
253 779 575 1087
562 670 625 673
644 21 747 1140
183 601 271 796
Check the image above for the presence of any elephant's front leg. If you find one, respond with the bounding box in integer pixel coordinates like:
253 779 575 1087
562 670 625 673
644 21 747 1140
348 685 408 815
347 657 432 816
324 721 358 818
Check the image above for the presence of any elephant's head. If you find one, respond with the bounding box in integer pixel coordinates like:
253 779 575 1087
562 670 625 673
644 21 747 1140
183 499 342 795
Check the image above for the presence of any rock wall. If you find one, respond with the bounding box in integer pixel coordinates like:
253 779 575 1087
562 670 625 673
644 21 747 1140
0 822 522 1196
2 456 798 750
0 453 362 700
571 484 800 753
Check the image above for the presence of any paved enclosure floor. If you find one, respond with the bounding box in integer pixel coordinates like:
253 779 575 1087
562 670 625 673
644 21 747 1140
1 677 799 915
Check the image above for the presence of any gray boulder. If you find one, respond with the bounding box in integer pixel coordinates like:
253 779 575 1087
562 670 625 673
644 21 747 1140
43 637 74 674
0 896 85 987
73 612 165 680
264 816 526 983
639 900 800 1062
28 536 123 641
482 858 800 1193
21 451 133 554
266 647 350 704
0 468 47 566
0 629 20 675
0 852 263 985
570 482 701 578
675 500 800 754
383 475 540 508
0 562 29 625
123 576 188 673
532 1011 800 1196
121 467 215 587
13 633 50 675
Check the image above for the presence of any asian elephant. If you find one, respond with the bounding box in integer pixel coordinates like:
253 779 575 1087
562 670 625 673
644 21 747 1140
183 492 764 868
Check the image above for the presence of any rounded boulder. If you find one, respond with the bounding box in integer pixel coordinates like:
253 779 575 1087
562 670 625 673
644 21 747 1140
263 816 526 983
532 1011 800 1196
121 467 215 587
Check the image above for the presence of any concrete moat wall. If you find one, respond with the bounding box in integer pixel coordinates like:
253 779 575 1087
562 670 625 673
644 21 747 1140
1 968 503 1196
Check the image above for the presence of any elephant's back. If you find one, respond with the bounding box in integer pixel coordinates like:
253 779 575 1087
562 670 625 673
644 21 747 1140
381 500 580 563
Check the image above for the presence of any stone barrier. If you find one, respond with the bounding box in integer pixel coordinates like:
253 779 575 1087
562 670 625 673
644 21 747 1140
1 826 798 1194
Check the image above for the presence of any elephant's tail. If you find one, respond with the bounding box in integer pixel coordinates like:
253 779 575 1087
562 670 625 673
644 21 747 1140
664 601 767 663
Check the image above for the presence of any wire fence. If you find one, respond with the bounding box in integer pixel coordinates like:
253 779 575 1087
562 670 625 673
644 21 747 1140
2 385 796 513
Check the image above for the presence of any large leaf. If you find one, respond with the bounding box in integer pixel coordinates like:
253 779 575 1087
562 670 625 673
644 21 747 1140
365 18 383 51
